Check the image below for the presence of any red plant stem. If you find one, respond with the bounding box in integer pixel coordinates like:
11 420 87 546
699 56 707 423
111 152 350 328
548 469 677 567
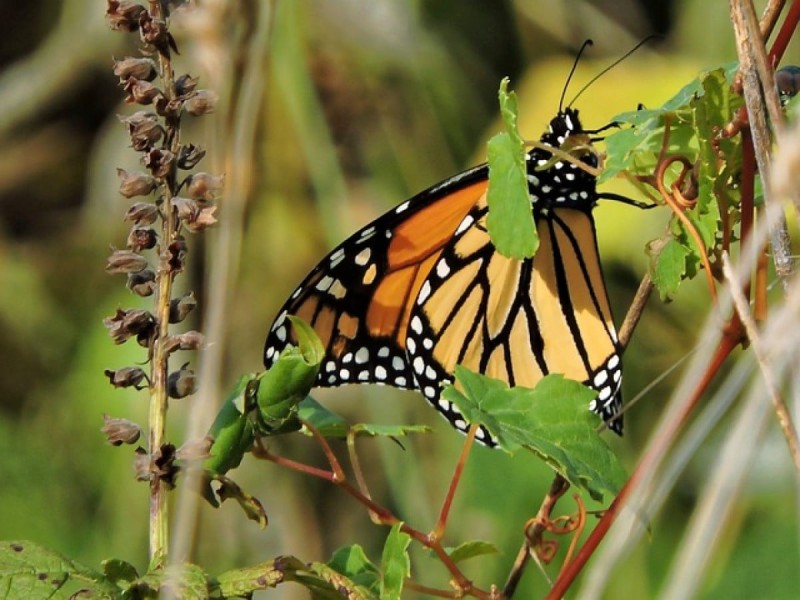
544 329 741 600
767 0 800 65
431 423 477 542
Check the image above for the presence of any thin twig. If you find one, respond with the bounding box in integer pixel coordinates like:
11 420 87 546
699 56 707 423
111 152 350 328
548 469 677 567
503 475 569 598
730 0 794 287
617 272 653 350
721 253 800 470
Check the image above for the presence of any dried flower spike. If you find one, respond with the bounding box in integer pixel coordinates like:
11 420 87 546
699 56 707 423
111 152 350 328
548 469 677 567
127 227 157 251
103 308 155 344
144 148 175 178
177 144 206 170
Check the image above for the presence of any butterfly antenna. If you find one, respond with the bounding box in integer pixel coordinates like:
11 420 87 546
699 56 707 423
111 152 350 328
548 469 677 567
567 35 659 108
559 39 594 112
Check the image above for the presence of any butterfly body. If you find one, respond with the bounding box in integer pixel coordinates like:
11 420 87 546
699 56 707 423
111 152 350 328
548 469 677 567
264 108 623 444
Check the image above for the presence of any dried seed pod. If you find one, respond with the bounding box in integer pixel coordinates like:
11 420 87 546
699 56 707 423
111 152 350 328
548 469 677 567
103 366 148 389
143 148 175 178
101 414 142 446
123 78 162 106
177 144 205 170
163 330 204 354
184 203 217 233
119 111 163 150
125 202 159 225
184 172 223 200
171 196 199 221
152 443 179 488
106 0 147 32
168 236 188 272
126 226 157 251
175 74 199 96
113 56 157 82
168 363 197 399
103 308 155 344
133 447 150 481
184 90 218 117
127 270 156 297
106 249 149 274
117 169 156 198
169 291 197 323
176 436 213 462
138 13 174 57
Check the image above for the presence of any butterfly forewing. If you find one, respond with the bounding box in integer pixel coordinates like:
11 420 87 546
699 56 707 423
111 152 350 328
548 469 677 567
264 167 488 391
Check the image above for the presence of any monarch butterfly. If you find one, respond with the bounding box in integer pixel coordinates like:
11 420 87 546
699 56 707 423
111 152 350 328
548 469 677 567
264 107 623 445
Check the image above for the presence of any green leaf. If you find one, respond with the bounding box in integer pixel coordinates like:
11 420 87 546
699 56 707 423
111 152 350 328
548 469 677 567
101 558 138 587
213 557 304 597
213 474 269 529
0 541 118 599
443 369 627 502
445 541 499 564
649 238 691 301
134 563 208 599
204 375 257 477
380 525 411 600
253 316 324 430
295 397 431 441
326 545 380 594
486 77 538 259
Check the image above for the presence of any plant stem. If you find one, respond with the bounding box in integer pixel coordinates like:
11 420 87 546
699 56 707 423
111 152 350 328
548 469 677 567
148 0 178 567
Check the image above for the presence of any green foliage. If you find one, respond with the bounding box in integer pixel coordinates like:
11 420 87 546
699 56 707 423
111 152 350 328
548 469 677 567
487 77 539 259
443 368 627 502
603 64 743 300
379 525 411 600
445 541 499 564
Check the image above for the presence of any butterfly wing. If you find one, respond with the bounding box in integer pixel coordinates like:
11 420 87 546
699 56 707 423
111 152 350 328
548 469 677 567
264 166 490 391
406 198 623 440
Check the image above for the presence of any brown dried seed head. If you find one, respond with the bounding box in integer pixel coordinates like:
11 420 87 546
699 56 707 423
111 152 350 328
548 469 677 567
184 172 224 200
103 308 154 344
106 0 147 32
184 90 218 117
163 330 204 354
103 366 147 389
177 144 206 170
169 291 197 323
123 78 162 106
176 436 214 462
119 111 163 150
152 443 179 488
168 363 197 399
106 249 149 274
133 447 150 481
184 204 218 233
126 227 157 251
167 236 187 272
113 56 157 82
138 13 171 56
171 196 199 221
175 74 199 96
101 414 142 446
143 148 175 179
127 270 156 297
117 169 156 198
124 202 159 225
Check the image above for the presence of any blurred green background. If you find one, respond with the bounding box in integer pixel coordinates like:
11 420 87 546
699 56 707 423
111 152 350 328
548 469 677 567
0 0 798 598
